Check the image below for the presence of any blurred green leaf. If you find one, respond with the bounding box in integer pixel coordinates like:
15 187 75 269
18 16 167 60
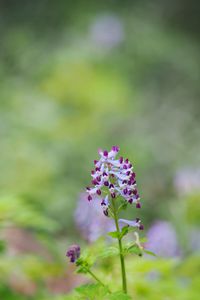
108 231 120 239
143 249 156 257
123 244 143 257
0 195 59 232
75 283 109 299
120 226 129 239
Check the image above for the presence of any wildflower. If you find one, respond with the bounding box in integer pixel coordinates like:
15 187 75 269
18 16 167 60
119 218 144 230
66 244 81 263
146 221 180 257
86 146 141 212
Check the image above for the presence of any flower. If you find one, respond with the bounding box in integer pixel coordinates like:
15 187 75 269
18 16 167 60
66 245 81 263
174 167 200 196
146 221 180 257
90 14 124 49
86 146 141 212
119 218 144 230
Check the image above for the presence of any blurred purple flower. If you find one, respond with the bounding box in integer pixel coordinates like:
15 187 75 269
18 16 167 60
75 193 115 242
146 221 180 257
90 14 124 49
66 244 80 263
174 167 200 196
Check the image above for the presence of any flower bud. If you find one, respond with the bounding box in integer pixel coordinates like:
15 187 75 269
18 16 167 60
66 245 80 263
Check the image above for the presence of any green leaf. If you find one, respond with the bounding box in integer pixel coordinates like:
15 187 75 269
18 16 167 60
75 258 91 274
118 201 128 212
76 266 88 274
108 231 120 239
144 249 156 256
123 244 143 256
76 283 109 299
120 226 129 239
140 237 148 243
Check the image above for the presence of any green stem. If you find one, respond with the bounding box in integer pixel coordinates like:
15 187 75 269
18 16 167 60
87 269 111 293
112 199 127 294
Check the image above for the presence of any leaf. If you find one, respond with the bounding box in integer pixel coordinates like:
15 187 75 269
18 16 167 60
123 244 143 256
118 201 128 212
108 231 120 239
140 237 148 243
76 266 88 274
144 249 156 256
75 258 91 274
120 226 129 239
76 283 109 299
108 227 129 240
98 246 119 258
107 291 132 300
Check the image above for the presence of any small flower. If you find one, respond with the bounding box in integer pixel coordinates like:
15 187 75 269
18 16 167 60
66 245 81 263
119 218 144 230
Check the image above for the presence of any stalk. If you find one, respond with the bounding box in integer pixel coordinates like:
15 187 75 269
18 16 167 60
86 269 111 293
112 198 127 294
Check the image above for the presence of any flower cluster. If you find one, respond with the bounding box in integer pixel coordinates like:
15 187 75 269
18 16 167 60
66 244 81 263
86 146 143 230
86 146 141 206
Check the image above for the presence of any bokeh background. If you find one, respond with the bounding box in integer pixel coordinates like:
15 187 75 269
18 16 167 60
0 0 200 299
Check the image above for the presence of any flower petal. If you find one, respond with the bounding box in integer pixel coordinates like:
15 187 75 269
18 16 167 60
118 218 140 227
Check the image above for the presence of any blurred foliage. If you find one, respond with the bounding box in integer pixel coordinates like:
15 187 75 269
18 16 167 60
56 249 200 300
0 0 200 299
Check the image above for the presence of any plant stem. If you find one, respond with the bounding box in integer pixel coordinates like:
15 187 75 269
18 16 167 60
112 198 127 294
87 269 111 293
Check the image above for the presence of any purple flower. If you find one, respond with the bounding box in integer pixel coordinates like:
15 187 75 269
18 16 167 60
66 244 80 263
90 14 124 49
174 167 200 196
119 218 144 230
146 221 180 257
86 146 142 212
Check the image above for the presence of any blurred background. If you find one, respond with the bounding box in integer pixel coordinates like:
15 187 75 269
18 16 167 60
0 0 200 299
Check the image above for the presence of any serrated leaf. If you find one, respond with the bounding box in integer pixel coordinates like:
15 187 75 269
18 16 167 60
144 249 156 256
108 231 120 239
